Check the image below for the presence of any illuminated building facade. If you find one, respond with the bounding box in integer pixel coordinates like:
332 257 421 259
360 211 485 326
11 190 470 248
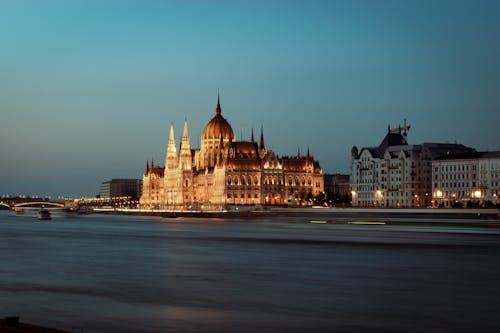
140 96 324 209
432 151 500 207
350 121 474 208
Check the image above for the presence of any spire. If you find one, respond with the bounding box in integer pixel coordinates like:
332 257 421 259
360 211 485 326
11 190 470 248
216 91 221 116
146 160 150 172
181 118 190 148
151 158 154 168
166 122 178 170
259 125 265 150
179 119 192 170
297 147 301 158
307 146 310 159
167 122 177 155
251 128 255 143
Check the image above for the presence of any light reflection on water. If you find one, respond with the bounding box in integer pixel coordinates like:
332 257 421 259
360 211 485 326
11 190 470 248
1 211 500 332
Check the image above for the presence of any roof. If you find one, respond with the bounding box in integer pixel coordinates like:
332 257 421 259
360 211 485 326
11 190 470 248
146 166 165 177
202 96 235 140
379 132 407 149
231 141 259 156
421 143 476 160
435 150 500 161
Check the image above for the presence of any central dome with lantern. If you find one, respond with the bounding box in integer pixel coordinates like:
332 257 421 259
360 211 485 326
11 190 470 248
202 95 235 141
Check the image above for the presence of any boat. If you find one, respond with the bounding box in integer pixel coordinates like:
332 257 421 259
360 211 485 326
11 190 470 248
37 209 52 220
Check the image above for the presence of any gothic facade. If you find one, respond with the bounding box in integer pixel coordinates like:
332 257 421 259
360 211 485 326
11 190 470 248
140 96 324 210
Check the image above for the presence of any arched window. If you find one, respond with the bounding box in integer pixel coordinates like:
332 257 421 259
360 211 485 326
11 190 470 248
228 176 232 185
242 176 246 186
288 176 293 186
302 176 306 185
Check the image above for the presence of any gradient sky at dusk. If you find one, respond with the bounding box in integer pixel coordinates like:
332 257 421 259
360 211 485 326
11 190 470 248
1 0 500 198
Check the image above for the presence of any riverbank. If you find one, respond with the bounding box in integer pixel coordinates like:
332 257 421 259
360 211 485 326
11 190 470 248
91 207 500 227
0 317 70 333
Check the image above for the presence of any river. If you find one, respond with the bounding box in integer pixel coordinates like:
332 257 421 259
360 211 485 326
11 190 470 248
1 210 500 332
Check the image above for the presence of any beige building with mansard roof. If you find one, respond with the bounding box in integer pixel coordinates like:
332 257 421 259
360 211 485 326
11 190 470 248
350 121 475 208
140 95 324 210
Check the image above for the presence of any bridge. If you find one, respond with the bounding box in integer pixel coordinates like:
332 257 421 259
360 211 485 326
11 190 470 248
0 198 68 209
14 201 65 208
1 196 139 211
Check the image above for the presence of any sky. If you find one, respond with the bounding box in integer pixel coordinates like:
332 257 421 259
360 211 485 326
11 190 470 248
1 0 500 198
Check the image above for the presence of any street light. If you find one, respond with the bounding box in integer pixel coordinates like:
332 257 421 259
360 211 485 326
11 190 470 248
375 190 383 206
435 190 443 208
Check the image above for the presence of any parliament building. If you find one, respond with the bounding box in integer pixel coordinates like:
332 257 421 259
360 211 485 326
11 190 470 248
139 96 324 210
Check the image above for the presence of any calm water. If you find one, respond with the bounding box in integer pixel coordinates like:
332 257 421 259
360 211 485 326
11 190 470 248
1 210 500 332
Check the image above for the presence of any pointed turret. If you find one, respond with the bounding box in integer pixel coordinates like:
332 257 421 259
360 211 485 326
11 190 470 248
258 125 267 159
251 128 255 143
166 122 178 170
216 93 221 116
181 118 190 149
167 122 176 155
259 125 265 150
151 158 154 168
297 147 301 158
179 119 192 170
307 146 310 159
146 160 150 174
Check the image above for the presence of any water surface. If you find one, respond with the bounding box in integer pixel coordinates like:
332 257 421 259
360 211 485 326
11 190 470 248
1 211 500 332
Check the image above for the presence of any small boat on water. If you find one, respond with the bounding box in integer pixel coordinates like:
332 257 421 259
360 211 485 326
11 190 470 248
37 209 52 220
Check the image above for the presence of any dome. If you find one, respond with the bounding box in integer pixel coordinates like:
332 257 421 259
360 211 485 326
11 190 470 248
202 96 234 140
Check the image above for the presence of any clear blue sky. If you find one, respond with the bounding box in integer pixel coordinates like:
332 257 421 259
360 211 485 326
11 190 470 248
1 0 499 198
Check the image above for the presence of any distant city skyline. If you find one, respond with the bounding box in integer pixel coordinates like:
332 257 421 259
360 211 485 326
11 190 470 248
1 0 500 198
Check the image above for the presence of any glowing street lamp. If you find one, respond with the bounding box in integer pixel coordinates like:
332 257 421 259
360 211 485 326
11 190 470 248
351 190 357 206
473 190 482 199
375 190 383 206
